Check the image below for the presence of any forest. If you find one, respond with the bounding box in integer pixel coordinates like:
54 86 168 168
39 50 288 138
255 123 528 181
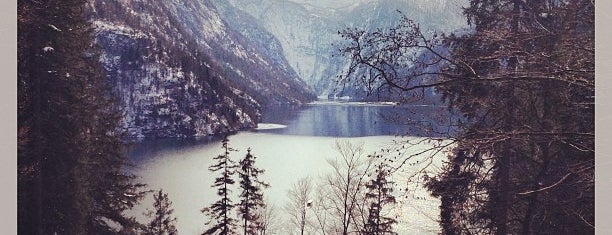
17 0 593 234
336 0 594 234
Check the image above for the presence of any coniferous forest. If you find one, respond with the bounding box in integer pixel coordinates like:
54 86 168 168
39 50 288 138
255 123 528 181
18 0 594 234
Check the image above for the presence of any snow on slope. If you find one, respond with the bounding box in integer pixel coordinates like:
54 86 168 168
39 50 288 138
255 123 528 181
88 0 315 138
220 0 467 97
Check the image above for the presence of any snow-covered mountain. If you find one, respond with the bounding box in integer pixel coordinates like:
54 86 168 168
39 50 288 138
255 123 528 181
87 0 315 138
217 0 467 97
85 0 466 138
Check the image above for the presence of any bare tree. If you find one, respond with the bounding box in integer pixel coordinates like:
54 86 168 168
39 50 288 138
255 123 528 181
317 141 373 235
285 177 314 235
255 201 280 235
311 185 331 235
337 1 594 233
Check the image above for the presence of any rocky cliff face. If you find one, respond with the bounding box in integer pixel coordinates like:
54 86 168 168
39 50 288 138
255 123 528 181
86 0 466 138
88 0 315 138
219 0 339 96
219 0 467 98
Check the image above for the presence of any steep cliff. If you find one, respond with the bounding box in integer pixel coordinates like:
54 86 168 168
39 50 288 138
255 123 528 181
220 0 467 98
88 0 315 138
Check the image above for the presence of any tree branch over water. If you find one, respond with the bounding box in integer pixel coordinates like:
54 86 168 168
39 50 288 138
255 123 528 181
337 1 594 233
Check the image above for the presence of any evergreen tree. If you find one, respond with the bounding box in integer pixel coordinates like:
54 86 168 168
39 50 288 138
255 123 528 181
146 189 178 235
424 149 475 235
18 0 145 233
338 0 594 233
363 162 397 235
202 136 238 235
437 1 594 233
237 148 270 235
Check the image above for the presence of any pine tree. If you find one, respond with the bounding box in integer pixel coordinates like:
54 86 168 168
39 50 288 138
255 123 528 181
439 1 594 233
364 163 397 235
237 148 270 235
202 136 238 235
337 0 594 233
18 0 146 233
146 189 178 235
424 149 474 235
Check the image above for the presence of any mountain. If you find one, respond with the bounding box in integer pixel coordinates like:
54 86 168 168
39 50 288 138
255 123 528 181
218 0 340 96
85 0 466 138
218 0 467 98
87 0 315 138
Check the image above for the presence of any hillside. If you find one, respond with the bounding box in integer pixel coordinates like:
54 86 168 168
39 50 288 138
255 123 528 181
88 0 315 138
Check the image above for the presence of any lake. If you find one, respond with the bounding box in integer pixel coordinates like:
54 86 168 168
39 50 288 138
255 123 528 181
127 101 452 234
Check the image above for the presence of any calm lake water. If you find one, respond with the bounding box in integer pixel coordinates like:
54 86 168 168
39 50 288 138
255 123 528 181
127 101 451 163
127 101 450 234
260 101 452 137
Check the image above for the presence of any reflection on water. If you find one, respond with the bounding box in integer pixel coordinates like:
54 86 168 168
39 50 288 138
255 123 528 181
260 102 451 137
126 136 219 164
127 103 452 163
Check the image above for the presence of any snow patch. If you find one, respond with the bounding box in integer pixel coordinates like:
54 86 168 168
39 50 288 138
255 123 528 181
308 100 398 106
42 46 54 53
254 123 288 130
93 20 148 39
48 24 62 32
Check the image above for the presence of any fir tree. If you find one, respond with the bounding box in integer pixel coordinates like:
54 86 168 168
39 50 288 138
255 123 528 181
424 149 472 235
338 0 594 233
18 0 145 233
237 148 270 235
145 189 178 235
202 136 238 235
364 163 397 235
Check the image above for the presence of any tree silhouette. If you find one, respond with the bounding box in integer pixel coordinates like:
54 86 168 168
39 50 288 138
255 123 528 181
338 0 594 233
317 141 373 235
237 148 269 235
364 162 397 235
18 0 145 233
202 136 238 235
146 189 178 235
